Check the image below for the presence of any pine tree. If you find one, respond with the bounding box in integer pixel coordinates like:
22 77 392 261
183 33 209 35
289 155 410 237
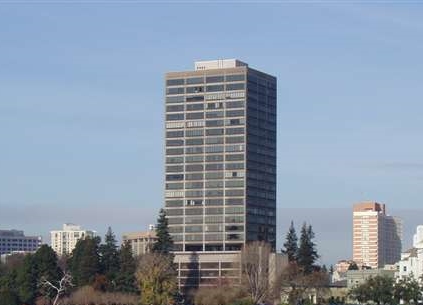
99 227 119 290
297 222 319 274
115 241 137 293
68 236 101 287
33 245 61 299
281 220 298 262
15 254 37 305
152 209 174 254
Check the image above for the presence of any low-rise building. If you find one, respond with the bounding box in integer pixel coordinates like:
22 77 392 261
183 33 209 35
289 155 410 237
50 223 96 256
397 225 423 280
0 229 42 255
346 267 396 289
122 226 157 256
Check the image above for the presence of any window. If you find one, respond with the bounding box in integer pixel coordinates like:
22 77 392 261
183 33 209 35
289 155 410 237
226 136 244 144
186 95 204 102
186 120 205 128
166 139 183 146
205 137 224 145
166 130 184 138
185 147 203 154
185 173 203 180
186 77 204 84
185 164 203 172
166 121 184 129
206 119 224 127
206 128 224 136
167 79 184 86
226 83 245 91
206 85 224 92
206 102 223 109
186 112 204 120
185 182 204 189
186 129 204 137
167 87 184 95
206 76 224 83
166 105 184 112
186 138 203 146
226 127 244 135
186 103 204 111
186 86 204 94
226 74 245 82
205 172 223 179
166 174 184 181
166 148 183 155
205 163 223 171
206 111 224 118
186 155 203 163
205 154 223 162
226 110 244 117
226 100 244 109
166 113 184 121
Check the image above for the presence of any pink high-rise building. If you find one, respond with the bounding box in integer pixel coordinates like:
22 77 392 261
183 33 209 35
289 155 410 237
353 202 402 269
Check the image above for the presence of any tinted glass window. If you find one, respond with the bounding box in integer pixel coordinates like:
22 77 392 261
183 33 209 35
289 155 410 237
206 85 224 92
226 83 245 91
226 74 245 82
206 76 224 83
167 79 184 86
187 77 204 84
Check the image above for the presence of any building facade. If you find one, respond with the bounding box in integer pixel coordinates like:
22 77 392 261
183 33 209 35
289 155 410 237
0 230 42 255
122 226 157 256
164 59 277 288
397 225 423 280
50 223 95 256
352 202 402 269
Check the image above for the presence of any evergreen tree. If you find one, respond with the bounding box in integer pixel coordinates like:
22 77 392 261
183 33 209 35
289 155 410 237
152 209 174 254
281 220 298 262
297 222 319 274
348 262 359 270
15 254 37 305
33 245 61 300
0 289 19 305
99 227 119 290
68 236 101 287
115 241 137 293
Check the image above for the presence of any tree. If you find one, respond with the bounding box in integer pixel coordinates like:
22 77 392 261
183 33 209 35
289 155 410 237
39 272 73 305
136 252 177 305
348 262 359 270
241 241 279 304
99 227 119 290
0 289 19 305
393 275 422 304
152 208 173 254
349 275 394 305
297 223 319 274
115 241 137 293
15 254 38 305
34 245 61 300
282 221 298 263
68 236 101 287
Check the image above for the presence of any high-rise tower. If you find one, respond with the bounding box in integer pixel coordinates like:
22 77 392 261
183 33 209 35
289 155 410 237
353 202 402 269
164 59 276 287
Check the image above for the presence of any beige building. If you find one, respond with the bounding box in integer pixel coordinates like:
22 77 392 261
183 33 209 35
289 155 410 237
50 223 95 256
352 202 402 269
122 227 157 256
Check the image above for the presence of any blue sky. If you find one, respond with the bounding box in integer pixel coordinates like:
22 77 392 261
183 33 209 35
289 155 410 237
1 2 423 264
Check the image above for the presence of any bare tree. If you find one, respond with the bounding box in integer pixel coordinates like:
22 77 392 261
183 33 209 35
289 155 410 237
241 241 277 304
39 272 73 305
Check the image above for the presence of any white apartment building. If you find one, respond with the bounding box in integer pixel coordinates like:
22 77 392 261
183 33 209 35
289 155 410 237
397 225 423 280
50 223 95 256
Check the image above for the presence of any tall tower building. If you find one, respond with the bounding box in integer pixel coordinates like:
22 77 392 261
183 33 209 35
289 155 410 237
164 59 276 287
353 202 402 269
